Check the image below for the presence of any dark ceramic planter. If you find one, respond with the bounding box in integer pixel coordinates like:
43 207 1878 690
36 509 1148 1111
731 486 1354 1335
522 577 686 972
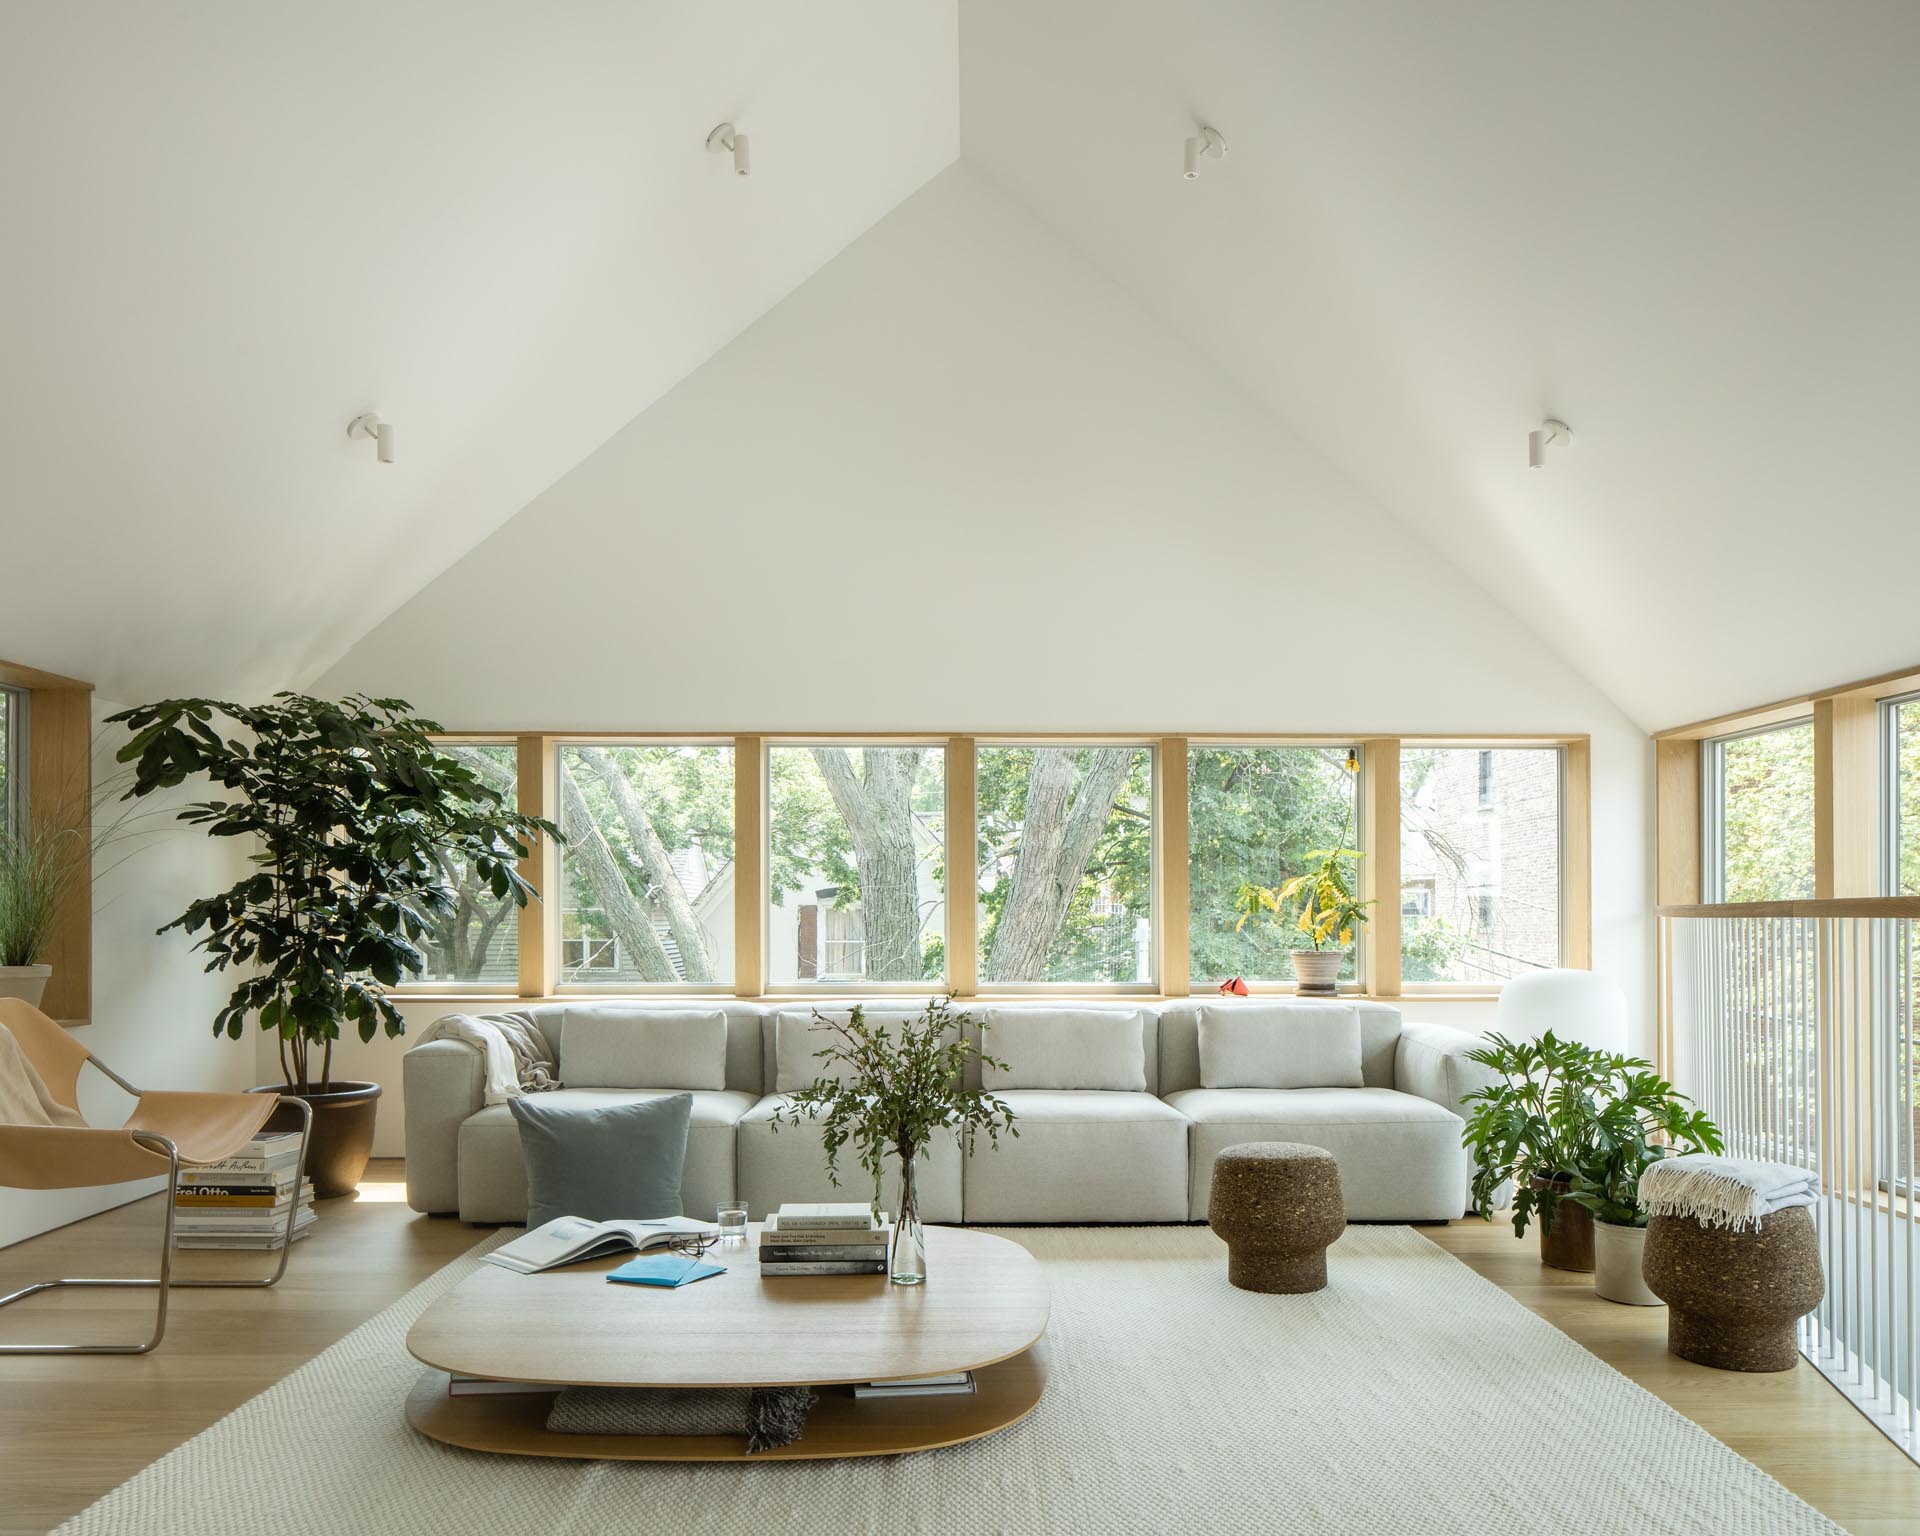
1530 1175 1595 1272
252 1080 382 1198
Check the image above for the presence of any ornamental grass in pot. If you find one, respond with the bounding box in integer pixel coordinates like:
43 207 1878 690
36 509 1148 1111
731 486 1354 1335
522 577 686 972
110 694 558 1197
1461 1031 1722 1287
0 820 80 1008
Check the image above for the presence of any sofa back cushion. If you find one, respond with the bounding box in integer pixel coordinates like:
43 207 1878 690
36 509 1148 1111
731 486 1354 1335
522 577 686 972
978 1008 1149 1092
774 1007 934 1093
561 1007 729 1090
1158 999 1402 1093
1193 1002 1368 1089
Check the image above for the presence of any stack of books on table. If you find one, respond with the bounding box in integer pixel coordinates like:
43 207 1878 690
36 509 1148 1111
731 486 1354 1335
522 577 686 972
852 1372 977 1400
758 1202 890 1276
172 1131 315 1249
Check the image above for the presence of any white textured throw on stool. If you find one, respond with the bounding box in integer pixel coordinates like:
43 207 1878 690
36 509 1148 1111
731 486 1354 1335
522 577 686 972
1639 1154 1818 1231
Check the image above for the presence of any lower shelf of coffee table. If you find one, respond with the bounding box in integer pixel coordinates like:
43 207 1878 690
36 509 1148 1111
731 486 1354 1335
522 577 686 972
404 1345 1048 1461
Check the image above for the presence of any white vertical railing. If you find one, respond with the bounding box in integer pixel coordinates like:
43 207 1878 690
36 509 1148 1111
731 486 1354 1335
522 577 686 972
1664 905 1918 1464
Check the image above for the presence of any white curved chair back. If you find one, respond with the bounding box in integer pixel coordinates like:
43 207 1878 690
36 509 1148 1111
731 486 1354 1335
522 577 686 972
1497 969 1627 1054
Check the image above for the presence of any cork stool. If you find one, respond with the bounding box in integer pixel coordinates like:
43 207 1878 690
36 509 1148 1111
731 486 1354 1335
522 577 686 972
1207 1142 1345 1294
1641 1206 1823 1372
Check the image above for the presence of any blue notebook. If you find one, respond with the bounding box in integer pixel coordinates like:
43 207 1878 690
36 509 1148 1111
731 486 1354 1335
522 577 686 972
607 1254 726 1288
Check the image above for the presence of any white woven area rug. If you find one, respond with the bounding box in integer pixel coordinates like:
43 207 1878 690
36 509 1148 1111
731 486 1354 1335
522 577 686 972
57 1225 1840 1536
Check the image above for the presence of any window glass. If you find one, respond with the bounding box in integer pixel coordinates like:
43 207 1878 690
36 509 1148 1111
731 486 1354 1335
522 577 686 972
411 743 522 986
1187 745 1360 987
1401 747 1562 983
767 745 945 985
1891 698 1920 897
0 688 15 837
977 745 1153 984
558 744 735 985
1708 721 1815 903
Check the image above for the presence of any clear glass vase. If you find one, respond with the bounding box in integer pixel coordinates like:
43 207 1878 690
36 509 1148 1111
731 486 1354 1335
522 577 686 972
890 1152 927 1286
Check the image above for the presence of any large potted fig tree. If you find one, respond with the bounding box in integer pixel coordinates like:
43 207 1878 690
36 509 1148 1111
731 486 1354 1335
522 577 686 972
111 694 556 1196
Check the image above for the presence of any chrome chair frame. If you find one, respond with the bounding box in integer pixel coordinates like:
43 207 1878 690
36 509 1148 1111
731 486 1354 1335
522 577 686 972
0 1060 314 1356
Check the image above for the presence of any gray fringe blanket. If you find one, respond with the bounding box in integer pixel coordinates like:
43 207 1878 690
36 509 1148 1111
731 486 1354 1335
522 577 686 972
546 1386 818 1453
1638 1153 1818 1231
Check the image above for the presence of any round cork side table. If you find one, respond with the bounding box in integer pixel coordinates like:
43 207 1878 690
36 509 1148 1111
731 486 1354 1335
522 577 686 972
1641 1206 1823 1372
1207 1141 1345 1294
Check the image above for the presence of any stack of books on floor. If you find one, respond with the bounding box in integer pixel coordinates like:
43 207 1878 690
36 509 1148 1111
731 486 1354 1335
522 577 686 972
758 1202 890 1276
172 1131 315 1249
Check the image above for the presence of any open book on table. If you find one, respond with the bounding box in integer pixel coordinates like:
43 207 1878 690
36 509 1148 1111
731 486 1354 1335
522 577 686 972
483 1215 717 1276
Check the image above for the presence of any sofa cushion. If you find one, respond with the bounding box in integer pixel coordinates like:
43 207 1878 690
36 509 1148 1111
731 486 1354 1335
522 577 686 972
963 1090 1188 1223
979 1008 1147 1091
734 1093 963 1223
458 1089 756 1226
508 1091 693 1227
1197 1002 1363 1089
1167 1086 1466 1222
561 1006 728 1090
774 1007 931 1093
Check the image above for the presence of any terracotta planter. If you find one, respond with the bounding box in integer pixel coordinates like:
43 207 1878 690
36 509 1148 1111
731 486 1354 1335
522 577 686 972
1593 1219 1663 1306
1530 1175 1595 1272
1289 950 1343 996
252 1080 382 1198
0 964 53 1009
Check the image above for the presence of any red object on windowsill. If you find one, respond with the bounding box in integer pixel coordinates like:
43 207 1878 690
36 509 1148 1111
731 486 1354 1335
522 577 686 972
1217 976 1249 996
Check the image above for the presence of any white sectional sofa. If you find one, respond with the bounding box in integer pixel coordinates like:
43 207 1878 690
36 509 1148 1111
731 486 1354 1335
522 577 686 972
403 997 1497 1226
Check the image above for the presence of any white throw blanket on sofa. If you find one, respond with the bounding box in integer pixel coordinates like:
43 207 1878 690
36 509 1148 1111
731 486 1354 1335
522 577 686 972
415 1012 559 1105
1638 1152 1818 1231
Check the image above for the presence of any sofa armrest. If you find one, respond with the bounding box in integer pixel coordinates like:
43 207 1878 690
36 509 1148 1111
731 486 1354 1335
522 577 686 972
1394 1020 1498 1122
402 1038 485 1214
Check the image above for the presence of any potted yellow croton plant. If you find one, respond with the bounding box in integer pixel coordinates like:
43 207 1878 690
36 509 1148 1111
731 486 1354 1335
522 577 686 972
1236 843 1372 996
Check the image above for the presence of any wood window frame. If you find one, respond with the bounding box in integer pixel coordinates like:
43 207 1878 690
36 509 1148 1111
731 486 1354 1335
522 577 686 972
1654 659 1920 906
396 728 1591 1007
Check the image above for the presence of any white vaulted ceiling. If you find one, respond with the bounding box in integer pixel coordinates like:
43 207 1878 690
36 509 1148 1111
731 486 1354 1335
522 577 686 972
0 2 957 699
960 0 1920 729
4 2 1917 731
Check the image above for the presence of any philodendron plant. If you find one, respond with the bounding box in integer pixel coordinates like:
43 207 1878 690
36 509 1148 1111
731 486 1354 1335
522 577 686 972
1460 1031 1722 1236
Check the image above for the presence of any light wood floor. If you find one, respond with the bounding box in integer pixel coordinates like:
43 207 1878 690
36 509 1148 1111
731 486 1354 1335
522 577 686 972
1 1179 1914 1535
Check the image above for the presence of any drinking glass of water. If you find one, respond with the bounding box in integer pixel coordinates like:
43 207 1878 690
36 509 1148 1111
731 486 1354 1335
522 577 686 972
716 1202 749 1247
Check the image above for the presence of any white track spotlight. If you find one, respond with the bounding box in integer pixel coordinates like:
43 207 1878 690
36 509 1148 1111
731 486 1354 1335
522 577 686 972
346 413 395 464
1527 418 1572 469
707 121 750 176
1183 125 1227 180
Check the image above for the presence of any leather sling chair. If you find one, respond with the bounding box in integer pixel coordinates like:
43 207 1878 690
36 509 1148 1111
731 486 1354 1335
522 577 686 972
0 998 313 1354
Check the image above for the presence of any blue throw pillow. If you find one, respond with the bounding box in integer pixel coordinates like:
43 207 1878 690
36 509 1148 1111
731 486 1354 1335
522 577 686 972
508 1093 694 1229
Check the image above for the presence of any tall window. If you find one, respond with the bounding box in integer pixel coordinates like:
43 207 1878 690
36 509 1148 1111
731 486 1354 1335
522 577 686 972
1884 694 1920 897
976 745 1154 985
559 743 736 986
1704 720 1816 902
1188 745 1360 987
767 745 945 985
411 743 521 987
0 687 22 837
1402 746 1563 984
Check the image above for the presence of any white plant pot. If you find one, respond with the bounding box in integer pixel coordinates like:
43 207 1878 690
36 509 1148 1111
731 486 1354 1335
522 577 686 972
0 964 53 1009
1593 1219 1663 1307
1290 950 1343 993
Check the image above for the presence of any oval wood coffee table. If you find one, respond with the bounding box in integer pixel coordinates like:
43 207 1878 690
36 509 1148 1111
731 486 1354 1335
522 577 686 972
405 1224 1050 1461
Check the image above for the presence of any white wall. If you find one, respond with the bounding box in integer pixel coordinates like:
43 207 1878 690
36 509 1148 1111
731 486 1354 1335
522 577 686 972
311 164 1654 1120
1 701 257 1248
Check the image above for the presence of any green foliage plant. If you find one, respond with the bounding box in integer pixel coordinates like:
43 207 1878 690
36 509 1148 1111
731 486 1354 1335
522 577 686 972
773 996 1018 1213
1460 1031 1723 1236
108 694 559 1092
